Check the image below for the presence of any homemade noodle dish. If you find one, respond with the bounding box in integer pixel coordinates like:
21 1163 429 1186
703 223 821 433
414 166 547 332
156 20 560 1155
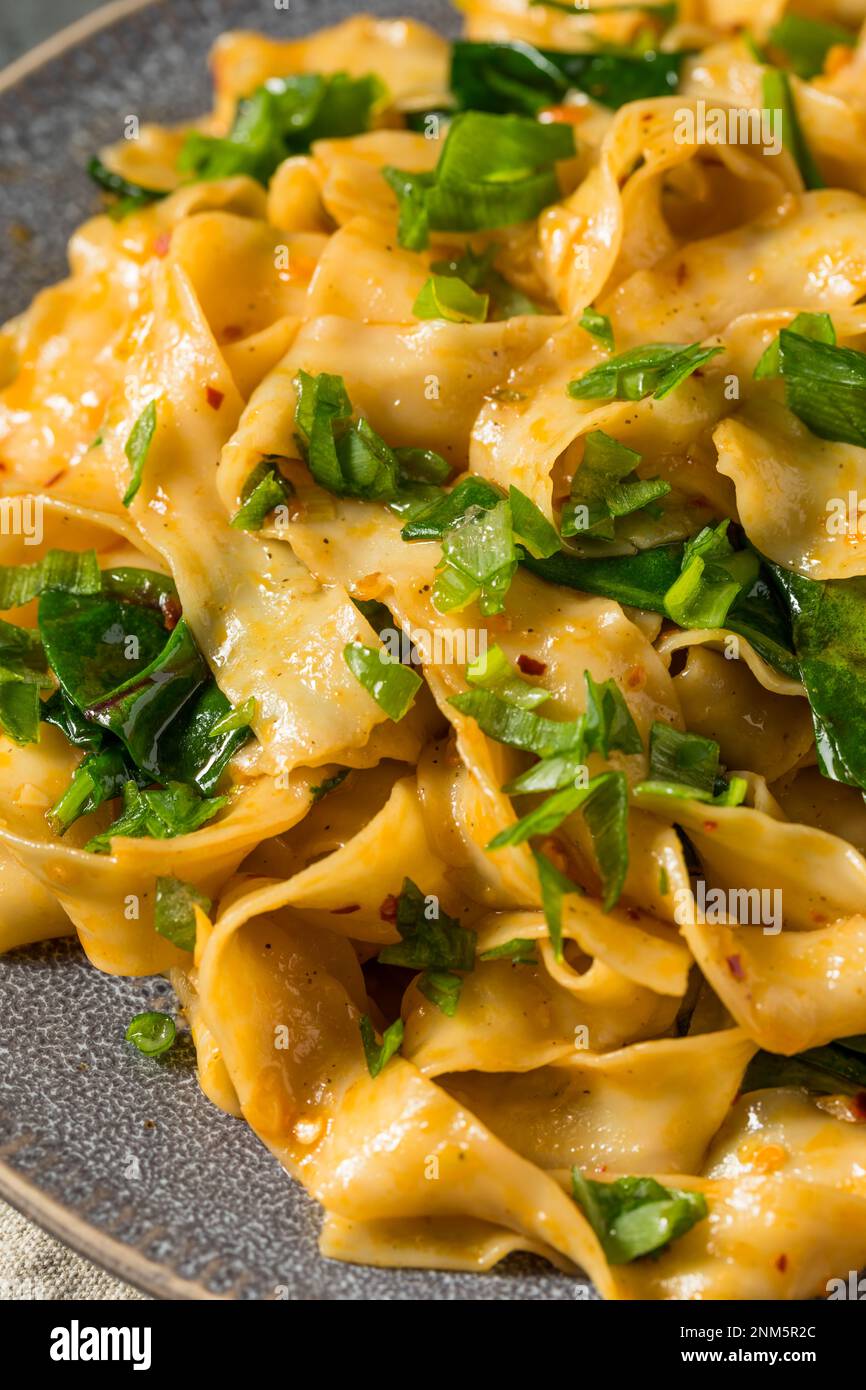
4 0 866 1300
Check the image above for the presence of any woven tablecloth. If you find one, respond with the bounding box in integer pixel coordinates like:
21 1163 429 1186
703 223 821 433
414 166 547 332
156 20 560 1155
0 1199 146 1300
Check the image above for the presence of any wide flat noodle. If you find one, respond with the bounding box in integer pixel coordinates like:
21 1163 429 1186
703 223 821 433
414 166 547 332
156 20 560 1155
5 0 866 1304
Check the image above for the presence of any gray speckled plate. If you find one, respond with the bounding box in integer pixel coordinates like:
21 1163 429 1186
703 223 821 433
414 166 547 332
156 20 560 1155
0 0 593 1300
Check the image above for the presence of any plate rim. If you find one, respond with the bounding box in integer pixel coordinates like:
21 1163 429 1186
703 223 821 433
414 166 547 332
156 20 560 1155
0 0 216 1300
0 1145 220 1300
0 0 157 96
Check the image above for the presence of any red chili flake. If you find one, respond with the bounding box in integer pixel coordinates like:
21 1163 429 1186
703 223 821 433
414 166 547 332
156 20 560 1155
379 894 398 923
703 820 718 832
675 262 688 286
517 653 546 676
205 385 224 411
625 907 641 922
331 904 360 915
809 909 828 924
775 1254 788 1273
625 665 645 690
221 324 244 343
44 471 66 487
726 954 745 980
153 231 172 257
159 594 182 631
0 462 8 473
852 1092 866 1121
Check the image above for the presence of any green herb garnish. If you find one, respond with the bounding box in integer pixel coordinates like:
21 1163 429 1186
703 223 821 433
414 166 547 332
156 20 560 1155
85 780 227 853
122 400 157 507
383 111 574 251
450 38 688 113
767 13 855 80
343 642 421 721
230 458 293 530
87 157 168 219
571 1171 707 1263
413 274 489 324
478 937 539 963
359 1014 404 1078
562 430 670 540
579 306 614 350
125 1011 177 1057
154 875 211 952
759 329 866 449
568 342 723 402
179 72 384 186
762 67 823 190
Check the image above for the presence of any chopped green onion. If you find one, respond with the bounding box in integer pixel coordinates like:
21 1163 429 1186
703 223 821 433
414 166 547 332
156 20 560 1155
579 307 614 350
0 550 101 609
293 370 445 505
154 875 211 952
634 720 747 806
645 721 718 795
567 342 723 402
434 498 518 616
125 1011 176 1057
413 274 489 323
753 311 835 380
768 564 866 791
208 696 256 738
768 13 855 80
87 157 168 218
580 770 630 910
504 749 588 794
478 937 539 963
562 430 670 540
583 671 643 757
466 643 550 710
490 770 629 910
359 1014 404 1078
0 618 53 746
400 476 503 541
344 642 421 721
765 331 866 449
533 848 582 961
122 400 158 507
417 969 464 1015
0 678 42 746
488 781 590 847
571 1171 708 1264
450 37 687 114
383 111 574 252
377 878 476 971
431 244 539 318
230 458 293 530
663 521 759 629
762 67 823 190
509 485 560 558
178 72 385 186
450 688 584 756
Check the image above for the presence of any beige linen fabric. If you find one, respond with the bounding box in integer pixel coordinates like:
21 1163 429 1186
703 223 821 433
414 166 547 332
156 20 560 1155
0 1199 147 1300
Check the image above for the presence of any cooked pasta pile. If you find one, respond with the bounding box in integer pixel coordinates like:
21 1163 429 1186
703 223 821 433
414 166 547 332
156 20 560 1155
3 0 866 1299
